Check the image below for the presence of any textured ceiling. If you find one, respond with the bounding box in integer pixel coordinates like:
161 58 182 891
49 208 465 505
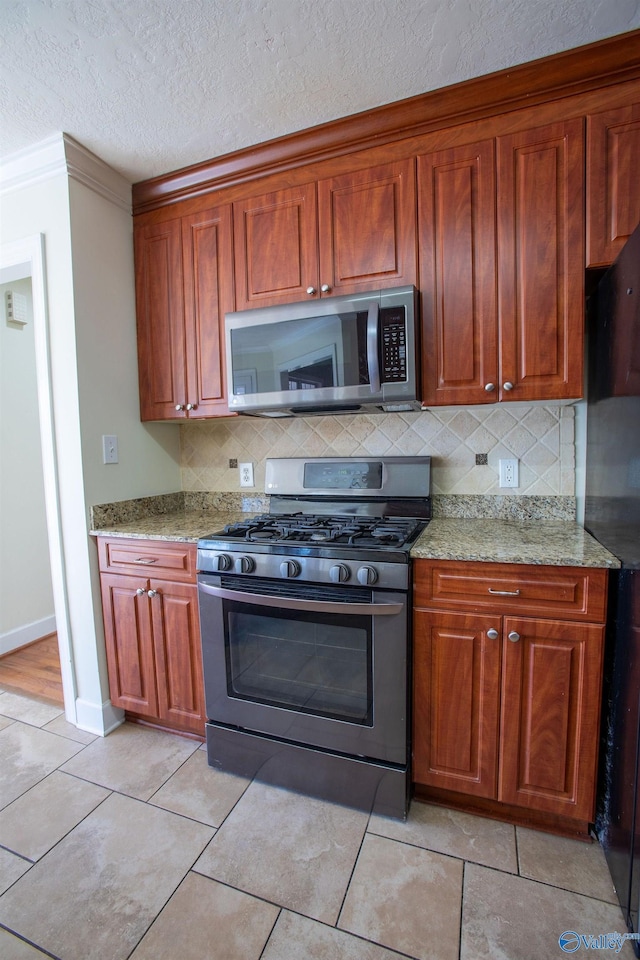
1 0 640 185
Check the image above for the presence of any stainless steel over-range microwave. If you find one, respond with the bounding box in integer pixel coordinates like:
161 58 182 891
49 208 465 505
224 285 420 417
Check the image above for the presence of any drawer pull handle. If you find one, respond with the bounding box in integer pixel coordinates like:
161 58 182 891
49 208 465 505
488 588 520 596
132 558 158 564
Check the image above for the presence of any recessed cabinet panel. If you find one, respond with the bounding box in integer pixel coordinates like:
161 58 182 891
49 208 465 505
233 184 318 309
151 581 204 731
135 220 186 420
587 102 640 267
100 574 159 716
418 140 498 405
498 617 605 820
497 119 584 401
183 207 234 414
413 610 500 798
318 159 417 296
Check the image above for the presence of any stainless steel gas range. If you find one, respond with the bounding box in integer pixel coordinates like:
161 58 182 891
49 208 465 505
196 456 431 819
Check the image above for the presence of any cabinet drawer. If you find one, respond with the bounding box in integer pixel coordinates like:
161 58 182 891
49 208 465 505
97 537 197 583
414 560 607 622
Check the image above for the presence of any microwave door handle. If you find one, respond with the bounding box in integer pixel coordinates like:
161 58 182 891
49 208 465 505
198 581 402 616
366 302 381 393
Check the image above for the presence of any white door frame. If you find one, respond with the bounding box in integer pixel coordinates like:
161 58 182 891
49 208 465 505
0 233 78 721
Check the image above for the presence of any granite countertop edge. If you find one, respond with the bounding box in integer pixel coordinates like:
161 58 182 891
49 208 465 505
90 512 621 569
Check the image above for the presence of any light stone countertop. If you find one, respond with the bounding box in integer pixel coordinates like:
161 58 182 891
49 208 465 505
89 509 261 543
410 519 620 568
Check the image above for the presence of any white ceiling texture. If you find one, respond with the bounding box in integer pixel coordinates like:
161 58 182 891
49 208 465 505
1 0 640 185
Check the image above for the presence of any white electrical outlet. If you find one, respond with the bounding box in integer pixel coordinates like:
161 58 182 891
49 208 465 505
102 435 119 464
499 458 519 488
239 462 254 487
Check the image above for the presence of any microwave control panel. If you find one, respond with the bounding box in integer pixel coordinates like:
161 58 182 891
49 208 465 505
381 308 407 382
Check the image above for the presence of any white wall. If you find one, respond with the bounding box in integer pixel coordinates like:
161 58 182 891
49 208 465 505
0 134 182 733
0 276 55 651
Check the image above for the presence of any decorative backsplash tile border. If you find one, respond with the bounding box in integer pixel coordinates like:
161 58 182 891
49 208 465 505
181 404 576 499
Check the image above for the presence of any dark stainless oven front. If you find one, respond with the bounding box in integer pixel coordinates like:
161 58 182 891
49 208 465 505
197 572 409 765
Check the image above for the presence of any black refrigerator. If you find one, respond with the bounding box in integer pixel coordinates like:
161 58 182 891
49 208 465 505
585 222 640 954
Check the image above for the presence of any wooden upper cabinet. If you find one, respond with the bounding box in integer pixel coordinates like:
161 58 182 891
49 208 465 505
233 183 318 309
134 205 234 420
497 117 585 402
182 206 235 416
135 219 187 421
418 140 498 405
587 101 640 267
317 159 417 297
233 159 417 309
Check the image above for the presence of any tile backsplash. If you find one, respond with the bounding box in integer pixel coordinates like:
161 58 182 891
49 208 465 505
181 403 575 498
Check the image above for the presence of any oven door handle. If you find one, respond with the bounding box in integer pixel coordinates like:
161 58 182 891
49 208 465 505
198 581 402 616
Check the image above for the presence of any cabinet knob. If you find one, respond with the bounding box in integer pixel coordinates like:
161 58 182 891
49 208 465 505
147 589 158 599
306 286 317 296
484 383 496 392
175 404 185 411
320 283 331 294
486 628 499 640
186 402 197 411
503 381 514 391
508 630 520 643
136 588 145 596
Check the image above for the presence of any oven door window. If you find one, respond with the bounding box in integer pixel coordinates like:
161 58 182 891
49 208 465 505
225 603 372 725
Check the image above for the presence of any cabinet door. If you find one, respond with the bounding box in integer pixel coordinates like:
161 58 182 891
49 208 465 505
149 580 205 735
233 183 318 309
418 140 498 405
318 159 417 297
587 102 640 267
497 119 584 401
182 206 235 416
100 574 159 716
498 616 604 821
135 219 187 420
413 609 501 798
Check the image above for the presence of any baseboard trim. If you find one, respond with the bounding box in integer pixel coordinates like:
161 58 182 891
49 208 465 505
0 616 57 657
75 697 124 737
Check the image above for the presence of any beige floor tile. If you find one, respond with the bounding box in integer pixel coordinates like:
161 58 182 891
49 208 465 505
0 721 84 811
0 792 214 960
0 926 49 959
43 713 98 744
517 826 618 903
0 848 31 896
262 910 409 959
370 800 518 872
0 692 63 728
149 746 250 826
0 715 14 732
461 862 636 960
194 780 368 924
0 770 110 860
60 721 199 800
130 871 279 960
339 833 463 960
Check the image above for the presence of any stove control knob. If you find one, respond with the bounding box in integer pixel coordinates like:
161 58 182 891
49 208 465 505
280 559 301 578
357 565 378 586
215 553 232 572
234 555 255 574
329 563 350 583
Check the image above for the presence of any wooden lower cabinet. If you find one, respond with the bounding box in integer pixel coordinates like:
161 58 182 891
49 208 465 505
413 560 607 834
98 539 205 737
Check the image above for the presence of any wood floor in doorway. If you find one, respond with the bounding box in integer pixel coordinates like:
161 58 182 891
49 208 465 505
0 634 63 706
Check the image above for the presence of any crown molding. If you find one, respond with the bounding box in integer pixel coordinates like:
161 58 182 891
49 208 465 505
0 133 131 212
132 28 640 215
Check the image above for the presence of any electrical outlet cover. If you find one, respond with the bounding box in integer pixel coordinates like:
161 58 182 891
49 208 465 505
239 462 254 487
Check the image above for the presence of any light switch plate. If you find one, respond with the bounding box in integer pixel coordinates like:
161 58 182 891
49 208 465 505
102 435 119 464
